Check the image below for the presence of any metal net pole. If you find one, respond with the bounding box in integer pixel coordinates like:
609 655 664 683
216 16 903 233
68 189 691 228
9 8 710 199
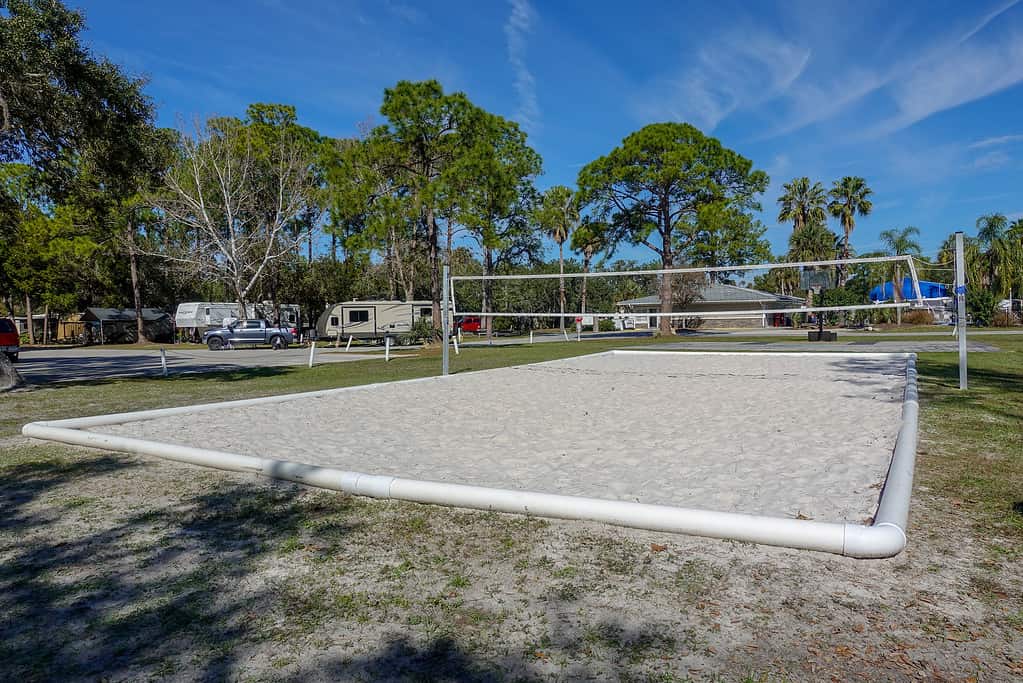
954 232 967 390
442 265 450 376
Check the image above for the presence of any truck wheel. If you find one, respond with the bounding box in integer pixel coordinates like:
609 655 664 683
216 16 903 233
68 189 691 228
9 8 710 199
207 337 224 351
269 335 284 350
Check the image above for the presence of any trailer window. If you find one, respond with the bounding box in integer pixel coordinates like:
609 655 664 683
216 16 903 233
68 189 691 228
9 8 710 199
330 316 338 327
420 307 432 317
348 310 369 323
204 307 210 316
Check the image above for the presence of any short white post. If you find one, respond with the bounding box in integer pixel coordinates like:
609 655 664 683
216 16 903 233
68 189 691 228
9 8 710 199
529 330 534 344
307 341 316 368
345 335 353 352
576 320 581 341
563 328 569 342
385 335 391 362
452 333 459 355
160 348 168 377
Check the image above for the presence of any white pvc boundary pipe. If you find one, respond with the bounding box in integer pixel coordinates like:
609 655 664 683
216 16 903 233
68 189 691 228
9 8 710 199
21 351 919 559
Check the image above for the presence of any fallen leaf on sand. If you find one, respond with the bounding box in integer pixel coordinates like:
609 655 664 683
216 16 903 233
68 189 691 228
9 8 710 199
650 543 667 552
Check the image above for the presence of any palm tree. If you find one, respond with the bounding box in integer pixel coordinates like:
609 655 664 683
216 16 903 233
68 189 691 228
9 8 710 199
570 217 608 331
788 221 838 263
828 176 873 281
879 226 921 324
535 185 579 331
777 177 828 233
976 213 1008 248
788 221 838 313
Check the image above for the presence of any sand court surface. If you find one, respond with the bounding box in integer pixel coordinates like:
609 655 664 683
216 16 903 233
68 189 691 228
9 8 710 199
92 351 910 525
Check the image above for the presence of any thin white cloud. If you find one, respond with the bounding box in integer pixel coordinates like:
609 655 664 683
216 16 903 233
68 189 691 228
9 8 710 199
972 150 1012 170
968 134 1023 149
505 0 540 133
634 30 810 130
871 32 1023 136
958 0 1022 42
762 0 1023 139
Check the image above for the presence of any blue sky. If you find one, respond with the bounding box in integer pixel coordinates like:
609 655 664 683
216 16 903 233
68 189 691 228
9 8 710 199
82 0 1023 260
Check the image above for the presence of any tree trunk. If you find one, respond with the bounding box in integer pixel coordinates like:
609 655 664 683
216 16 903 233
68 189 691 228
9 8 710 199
25 293 35 345
558 241 566 332
658 223 673 336
446 217 454 269
127 225 147 344
234 281 248 322
484 246 493 343
0 352 24 391
427 207 441 325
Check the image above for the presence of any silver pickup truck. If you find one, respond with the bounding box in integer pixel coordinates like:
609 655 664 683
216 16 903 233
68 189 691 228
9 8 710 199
203 319 295 351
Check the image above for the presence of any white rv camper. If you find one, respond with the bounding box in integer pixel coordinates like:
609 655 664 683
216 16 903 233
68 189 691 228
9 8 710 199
175 302 301 338
316 300 434 341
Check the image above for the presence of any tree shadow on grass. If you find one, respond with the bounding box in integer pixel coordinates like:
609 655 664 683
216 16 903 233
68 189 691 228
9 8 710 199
0 462 365 681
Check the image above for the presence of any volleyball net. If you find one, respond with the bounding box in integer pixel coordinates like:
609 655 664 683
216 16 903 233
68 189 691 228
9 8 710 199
449 255 951 332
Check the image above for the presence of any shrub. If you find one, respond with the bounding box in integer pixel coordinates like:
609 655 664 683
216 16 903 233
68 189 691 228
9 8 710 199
993 311 1020 327
901 309 935 325
966 289 997 327
598 318 615 332
403 316 436 344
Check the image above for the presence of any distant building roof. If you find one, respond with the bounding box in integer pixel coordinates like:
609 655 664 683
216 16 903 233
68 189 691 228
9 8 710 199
82 307 170 322
618 283 803 307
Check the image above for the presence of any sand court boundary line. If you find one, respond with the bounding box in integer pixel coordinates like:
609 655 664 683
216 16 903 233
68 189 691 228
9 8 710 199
21 351 919 559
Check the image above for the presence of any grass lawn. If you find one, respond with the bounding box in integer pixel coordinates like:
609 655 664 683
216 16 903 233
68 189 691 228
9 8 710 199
0 336 1020 681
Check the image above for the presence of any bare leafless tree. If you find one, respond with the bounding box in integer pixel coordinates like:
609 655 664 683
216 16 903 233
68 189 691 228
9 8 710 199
148 117 315 316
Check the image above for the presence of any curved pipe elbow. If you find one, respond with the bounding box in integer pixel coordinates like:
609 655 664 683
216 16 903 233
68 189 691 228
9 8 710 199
842 522 906 559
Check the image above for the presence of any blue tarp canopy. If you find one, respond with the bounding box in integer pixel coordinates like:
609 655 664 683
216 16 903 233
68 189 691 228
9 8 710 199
869 277 948 302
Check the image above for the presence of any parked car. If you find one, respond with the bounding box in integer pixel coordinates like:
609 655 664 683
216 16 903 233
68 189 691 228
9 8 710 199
0 318 19 361
203 320 294 351
456 315 482 333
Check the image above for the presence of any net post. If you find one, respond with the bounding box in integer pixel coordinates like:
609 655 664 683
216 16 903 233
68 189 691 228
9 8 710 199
442 265 450 376
955 232 967 390
905 256 924 303
307 340 315 368
345 335 353 352
385 335 391 362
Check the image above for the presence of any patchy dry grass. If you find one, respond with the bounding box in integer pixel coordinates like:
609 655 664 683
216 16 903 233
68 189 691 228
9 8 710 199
0 335 1021 680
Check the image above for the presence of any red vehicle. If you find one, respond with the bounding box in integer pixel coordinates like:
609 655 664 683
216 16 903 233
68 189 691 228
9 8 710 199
0 318 20 362
456 316 481 333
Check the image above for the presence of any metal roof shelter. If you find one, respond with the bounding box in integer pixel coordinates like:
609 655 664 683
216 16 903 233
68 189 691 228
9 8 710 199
617 284 805 329
80 308 174 344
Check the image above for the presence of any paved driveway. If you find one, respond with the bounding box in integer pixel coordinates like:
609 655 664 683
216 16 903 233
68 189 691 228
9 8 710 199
14 346 395 384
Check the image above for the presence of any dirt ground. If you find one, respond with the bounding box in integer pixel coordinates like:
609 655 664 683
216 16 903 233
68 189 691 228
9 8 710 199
1 439 1020 682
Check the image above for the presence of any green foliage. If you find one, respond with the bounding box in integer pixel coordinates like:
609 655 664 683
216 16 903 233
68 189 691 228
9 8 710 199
828 176 873 257
777 177 827 232
0 0 156 196
967 288 997 327
578 122 769 268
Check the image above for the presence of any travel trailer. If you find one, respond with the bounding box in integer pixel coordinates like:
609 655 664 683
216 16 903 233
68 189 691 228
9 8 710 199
315 300 434 341
175 302 301 340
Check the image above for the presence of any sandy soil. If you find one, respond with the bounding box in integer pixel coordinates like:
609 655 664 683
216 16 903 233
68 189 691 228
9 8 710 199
95 351 908 524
